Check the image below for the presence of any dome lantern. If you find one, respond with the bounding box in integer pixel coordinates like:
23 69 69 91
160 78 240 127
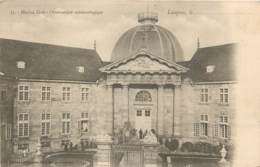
138 12 158 24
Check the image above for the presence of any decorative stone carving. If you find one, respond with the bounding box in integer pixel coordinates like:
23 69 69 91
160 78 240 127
220 144 227 163
114 56 174 71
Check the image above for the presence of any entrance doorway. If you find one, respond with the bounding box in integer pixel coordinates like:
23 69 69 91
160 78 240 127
135 109 152 132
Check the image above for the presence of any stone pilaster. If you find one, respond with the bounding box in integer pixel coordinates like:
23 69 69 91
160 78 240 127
122 84 129 125
106 84 113 135
173 85 181 136
94 135 113 167
157 84 164 136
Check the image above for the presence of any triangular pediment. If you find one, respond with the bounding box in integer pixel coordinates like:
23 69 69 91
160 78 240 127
100 50 188 74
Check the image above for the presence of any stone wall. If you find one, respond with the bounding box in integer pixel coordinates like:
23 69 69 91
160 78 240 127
175 80 237 144
12 78 237 153
0 77 15 165
13 80 112 153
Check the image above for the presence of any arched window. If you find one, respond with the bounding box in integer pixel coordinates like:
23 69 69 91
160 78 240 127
135 90 152 102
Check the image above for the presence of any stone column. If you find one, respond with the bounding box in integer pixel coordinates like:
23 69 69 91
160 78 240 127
157 84 164 136
33 142 43 167
94 135 113 167
143 144 163 167
106 84 114 135
173 85 181 136
166 156 172 167
122 84 129 125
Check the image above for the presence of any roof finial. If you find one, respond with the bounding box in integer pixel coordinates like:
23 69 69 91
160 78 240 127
94 40 96 50
197 37 200 49
138 1 158 24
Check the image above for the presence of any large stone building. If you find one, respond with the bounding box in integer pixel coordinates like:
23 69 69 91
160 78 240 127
0 75 15 166
0 12 237 166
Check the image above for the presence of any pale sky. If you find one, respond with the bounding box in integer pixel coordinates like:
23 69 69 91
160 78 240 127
0 0 258 61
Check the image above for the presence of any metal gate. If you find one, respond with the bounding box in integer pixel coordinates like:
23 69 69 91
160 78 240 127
111 144 144 167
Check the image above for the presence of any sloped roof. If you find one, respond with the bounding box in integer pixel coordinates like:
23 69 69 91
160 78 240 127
179 43 237 82
0 38 103 82
102 61 112 66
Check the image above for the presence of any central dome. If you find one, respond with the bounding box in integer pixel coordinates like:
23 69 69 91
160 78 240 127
111 12 184 63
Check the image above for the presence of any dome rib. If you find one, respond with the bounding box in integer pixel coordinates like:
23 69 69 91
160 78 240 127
129 26 139 56
154 25 164 61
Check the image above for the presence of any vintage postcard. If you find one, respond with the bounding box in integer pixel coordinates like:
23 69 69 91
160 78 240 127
0 0 259 167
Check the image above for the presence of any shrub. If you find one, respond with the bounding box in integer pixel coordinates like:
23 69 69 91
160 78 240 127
181 142 193 152
165 139 179 151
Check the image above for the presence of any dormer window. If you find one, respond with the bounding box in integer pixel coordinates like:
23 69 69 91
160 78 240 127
17 61 26 69
206 65 215 73
76 66 85 73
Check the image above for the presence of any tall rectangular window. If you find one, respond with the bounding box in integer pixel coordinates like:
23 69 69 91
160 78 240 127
80 112 89 133
219 115 229 138
62 87 71 101
200 114 209 136
0 90 7 101
18 85 29 101
200 88 209 103
200 123 208 136
62 113 71 134
81 88 89 101
220 88 229 104
18 113 29 137
41 112 51 136
42 86 51 101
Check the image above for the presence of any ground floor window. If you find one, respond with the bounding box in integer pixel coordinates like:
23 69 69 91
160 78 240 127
80 120 89 132
62 113 71 134
18 113 29 137
193 122 209 137
137 110 142 116
220 124 229 138
200 123 208 136
219 115 230 139
80 112 89 133
41 112 51 136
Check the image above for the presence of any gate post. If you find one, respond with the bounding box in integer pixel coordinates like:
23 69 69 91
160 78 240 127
143 144 162 167
33 141 44 167
218 145 230 167
93 134 113 167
